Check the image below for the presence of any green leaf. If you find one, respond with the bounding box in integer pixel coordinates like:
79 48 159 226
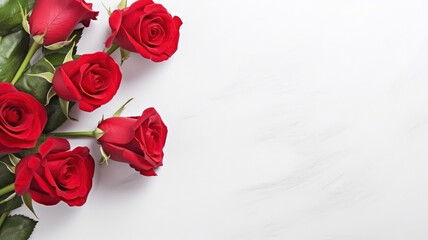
0 30 29 82
0 0 36 36
43 54 66 67
0 196 22 215
0 215 37 240
21 193 37 218
14 58 56 104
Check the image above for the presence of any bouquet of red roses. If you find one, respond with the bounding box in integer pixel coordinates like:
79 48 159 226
0 0 181 238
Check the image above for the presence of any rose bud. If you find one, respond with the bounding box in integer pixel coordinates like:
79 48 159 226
105 0 182 62
28 0 98 46
97 108 167 176
52 52 122 112
14 137 95 206
0 83 47 154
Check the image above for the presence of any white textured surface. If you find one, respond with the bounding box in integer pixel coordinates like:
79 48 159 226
15 0 428 239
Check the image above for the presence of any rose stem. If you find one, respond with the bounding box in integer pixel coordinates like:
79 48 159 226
10 41 41 85
0 183 14 197
0 211 9 230
51 131 95 138
105 43 119 55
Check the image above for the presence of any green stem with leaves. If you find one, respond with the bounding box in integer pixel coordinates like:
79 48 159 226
0 183 14 197
10 41 41 85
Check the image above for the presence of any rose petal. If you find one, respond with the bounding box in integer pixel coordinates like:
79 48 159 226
39 137 71 158
106 9 123 48
98 117 138 145
14 156 41 195
53 66 83 102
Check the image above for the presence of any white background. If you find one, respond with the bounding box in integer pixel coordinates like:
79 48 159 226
14 0 428 239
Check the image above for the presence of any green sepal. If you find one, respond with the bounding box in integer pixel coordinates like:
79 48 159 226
32 21 49 45
59 98 77 121
94 128 105 140
44 34 76 51
45 87 56 106
17 0 30 34
120 48 130 65
113 98 133 117
0 30 29 82
98 115 105 125
102 2 112 16
32 34 44 45
22 193 37 218
21 16 30 35
63 42 76 63
8 154 20 167
99 147 110 165
0 0 36 36
0 215 37 240
17 1 27 33
42 28 83 57
59 98 69 119
117 0 127 9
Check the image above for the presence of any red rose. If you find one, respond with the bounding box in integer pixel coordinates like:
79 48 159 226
0 83 47 154
28 0 98 46
52 52 122 112
106 0 182 62
14 137 95 206
97 108 167 176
